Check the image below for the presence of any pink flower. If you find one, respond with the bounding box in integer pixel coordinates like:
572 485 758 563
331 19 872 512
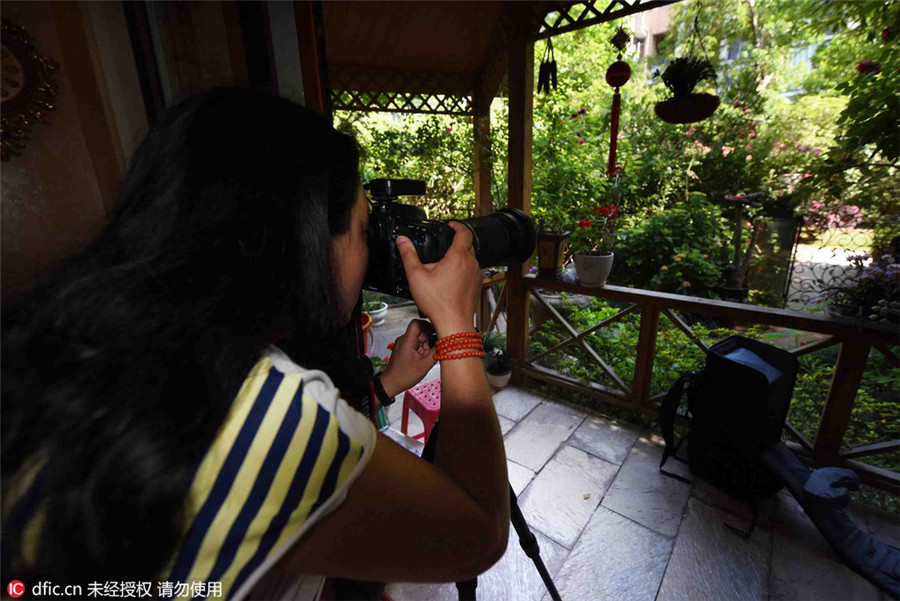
701 145 711 155
803 173 812 178
743 108 750 114
722 146 734 157
812 202 822 209
446 127 452 134
746 154 753 161
578 138 585 144
682 281 692 288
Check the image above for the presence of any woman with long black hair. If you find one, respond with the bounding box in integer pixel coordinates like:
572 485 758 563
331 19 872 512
1 88 508 599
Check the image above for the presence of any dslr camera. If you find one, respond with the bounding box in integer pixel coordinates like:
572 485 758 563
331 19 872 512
363 178 537 299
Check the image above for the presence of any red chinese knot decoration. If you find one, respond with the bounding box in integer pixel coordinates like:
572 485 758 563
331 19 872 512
606 27 631 177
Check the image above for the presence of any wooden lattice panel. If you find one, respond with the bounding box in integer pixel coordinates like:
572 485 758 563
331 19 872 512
330 67 474 115
535 0 681 40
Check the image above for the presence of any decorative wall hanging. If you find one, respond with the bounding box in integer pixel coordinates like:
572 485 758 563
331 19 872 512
537 38 558 94
606 26 631 177
1 19 58 161
654 6 720 124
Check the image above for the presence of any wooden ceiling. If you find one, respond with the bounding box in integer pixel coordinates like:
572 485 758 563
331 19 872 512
322 1 504 78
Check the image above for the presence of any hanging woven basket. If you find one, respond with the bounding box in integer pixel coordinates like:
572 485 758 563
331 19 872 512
654 92 720 124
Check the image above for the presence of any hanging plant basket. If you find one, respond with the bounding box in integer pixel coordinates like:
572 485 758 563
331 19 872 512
654 55 720 124
655 92 720 124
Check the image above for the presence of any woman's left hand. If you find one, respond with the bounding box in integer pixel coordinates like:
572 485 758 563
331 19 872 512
379 319 438 398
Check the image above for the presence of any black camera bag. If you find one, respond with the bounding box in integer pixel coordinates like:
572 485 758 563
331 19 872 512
658 335 798 507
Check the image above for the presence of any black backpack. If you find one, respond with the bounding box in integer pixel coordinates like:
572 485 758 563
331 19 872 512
659 335 799 528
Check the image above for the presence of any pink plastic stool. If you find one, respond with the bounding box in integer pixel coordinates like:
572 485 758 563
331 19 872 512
401 378 441 442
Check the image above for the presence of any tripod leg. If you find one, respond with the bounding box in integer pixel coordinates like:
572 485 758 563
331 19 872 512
456 579 477 601
510 485 562 601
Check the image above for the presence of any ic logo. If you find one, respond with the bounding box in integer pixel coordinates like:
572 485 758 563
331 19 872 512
7 580 25 598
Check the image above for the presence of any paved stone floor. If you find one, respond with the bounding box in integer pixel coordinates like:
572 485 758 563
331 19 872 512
368 305 898 601
384 385 899 601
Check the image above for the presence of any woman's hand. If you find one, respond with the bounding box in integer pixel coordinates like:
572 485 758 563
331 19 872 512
379 319 438 398
396 222 482 338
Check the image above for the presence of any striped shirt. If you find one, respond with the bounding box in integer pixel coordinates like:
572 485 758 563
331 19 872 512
160 347 376 600
3 347 376 601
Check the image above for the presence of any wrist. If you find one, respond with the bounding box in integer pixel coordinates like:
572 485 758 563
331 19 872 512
378 370 402 398
432 318 477 339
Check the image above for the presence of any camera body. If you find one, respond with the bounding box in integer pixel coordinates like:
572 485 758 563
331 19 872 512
364 178 536 299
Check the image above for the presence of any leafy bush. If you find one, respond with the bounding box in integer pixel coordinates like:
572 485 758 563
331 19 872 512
610 197 730 295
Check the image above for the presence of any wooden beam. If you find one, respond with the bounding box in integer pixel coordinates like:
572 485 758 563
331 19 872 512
505 5 534 385
53 2 122 214
121 0 167 123
473 89 493 218
790 335 840 357
294 0 327 114
524 277 900 344
839 439 900 461
633 304 660 407
813 339 871 466
530 289 632 394
529 303 638 363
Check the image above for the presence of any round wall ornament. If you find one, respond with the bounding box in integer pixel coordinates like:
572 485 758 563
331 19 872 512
1 19 58 162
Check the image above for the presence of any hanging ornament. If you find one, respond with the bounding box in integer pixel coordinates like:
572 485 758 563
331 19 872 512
606 27 631 177
537 38 557 94
654 5 720 124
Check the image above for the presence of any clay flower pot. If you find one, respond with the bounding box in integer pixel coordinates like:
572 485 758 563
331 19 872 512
655 93 721 124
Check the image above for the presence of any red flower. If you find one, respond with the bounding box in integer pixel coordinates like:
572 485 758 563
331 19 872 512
579 108 587 115
733 100 743 108
883 28 893 41
577 220 591 228
856 60 882 75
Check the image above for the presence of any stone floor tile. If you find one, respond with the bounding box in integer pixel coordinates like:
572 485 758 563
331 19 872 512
492 387 544 421
498 415 515 436
543 506 673 601
568 414 640 465
866 505 900 547
387 524 568 601
657 497 771 601
508 460 535 497
770 495 880 601
519 445 619 548
504 403 585 472
690 476 777 530
602 436 691 537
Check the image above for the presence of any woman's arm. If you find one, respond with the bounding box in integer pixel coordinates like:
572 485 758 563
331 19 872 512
277 223 509 582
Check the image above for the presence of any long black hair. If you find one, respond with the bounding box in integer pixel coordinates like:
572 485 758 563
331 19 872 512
1 87 369 585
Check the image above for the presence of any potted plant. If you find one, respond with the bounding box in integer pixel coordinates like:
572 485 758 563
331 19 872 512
568 203 620 288
536 215 571 279
481 331 511 389
818 250 899 324
654 56 720 124
362 300 388 326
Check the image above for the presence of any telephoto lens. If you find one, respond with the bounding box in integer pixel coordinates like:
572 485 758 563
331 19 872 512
363 178 537 299
459 209 537 268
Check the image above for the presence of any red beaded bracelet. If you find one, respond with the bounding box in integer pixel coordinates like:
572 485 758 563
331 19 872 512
438 331 482 343
434 349 485 361
435 339 484 352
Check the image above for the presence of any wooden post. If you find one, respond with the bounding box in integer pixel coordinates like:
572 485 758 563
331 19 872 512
632 303 659 407
294 0 328 115
814 339 871 466
473 90 493 218
506 9 534 385
474 90 493 331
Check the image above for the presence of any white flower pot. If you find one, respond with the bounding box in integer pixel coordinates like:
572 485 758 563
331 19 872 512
573 251 615 287
486 370 512 389
368 302 388 326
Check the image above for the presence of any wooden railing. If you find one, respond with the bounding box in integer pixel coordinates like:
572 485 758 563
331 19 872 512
483 274 900 494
